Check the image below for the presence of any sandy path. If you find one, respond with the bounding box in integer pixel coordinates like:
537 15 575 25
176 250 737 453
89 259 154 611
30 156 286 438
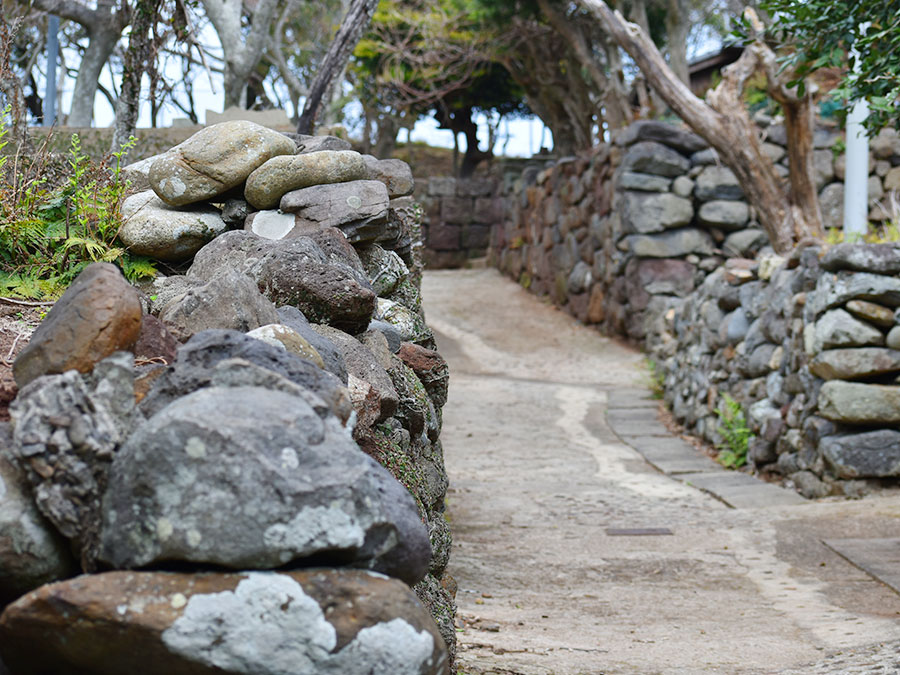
424 268 900 675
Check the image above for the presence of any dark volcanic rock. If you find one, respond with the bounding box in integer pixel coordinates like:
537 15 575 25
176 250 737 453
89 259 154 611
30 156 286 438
100 386 431 584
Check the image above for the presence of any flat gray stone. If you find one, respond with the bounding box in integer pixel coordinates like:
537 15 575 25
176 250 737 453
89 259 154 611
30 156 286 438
697 200 750 230
619 121 707 154
813 308 884 352
622 191 693 234
621 141 690 177
824 538 900 595
618 172 671 192
280 180 390 243
625 228 715 258
808 271 900 318
821 243 900 275
809 347 900 380
818 381 900 424
820 430 900 478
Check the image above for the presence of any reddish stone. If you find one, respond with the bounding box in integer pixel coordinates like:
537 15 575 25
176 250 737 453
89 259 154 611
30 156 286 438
134 315 178 365
13 263 142 388
398 342 449 408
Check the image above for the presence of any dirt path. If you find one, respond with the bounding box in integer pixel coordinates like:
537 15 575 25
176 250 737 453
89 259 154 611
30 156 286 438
423 268 900 675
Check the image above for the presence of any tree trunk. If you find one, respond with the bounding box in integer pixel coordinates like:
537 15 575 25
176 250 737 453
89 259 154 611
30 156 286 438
665 0 690 85
579 0 823 253
202 0 279 111
297 0 378 134
111 0 159 156
627 0 665 116
68 29 117 126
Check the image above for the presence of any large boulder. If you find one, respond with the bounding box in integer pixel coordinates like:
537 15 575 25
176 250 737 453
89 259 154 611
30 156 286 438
149 120 296 207
119 191 228 262
0 570 449 675
158 270 280 342
0 428 75 606
244 150 369 209
13 263 142 388
188 230 376 334
100 386 431 584
280 180 391 243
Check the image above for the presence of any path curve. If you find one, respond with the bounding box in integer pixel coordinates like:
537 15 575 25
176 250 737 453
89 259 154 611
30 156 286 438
424 268 900 675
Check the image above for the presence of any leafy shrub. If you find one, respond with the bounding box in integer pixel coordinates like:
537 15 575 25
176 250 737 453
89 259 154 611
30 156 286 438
0 111 156 299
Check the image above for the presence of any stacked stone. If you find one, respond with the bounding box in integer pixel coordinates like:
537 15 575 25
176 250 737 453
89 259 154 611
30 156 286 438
492 148 615 328
0 121 453 673
806 243 900 481
420 176 502 268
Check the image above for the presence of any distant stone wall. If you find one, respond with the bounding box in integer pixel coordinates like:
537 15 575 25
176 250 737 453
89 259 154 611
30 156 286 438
418 176 504 268
490 119 900 495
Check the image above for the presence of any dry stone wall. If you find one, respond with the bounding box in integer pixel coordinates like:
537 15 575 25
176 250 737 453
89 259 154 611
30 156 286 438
0 121 454 673
419 176 503 268
491 119 900 496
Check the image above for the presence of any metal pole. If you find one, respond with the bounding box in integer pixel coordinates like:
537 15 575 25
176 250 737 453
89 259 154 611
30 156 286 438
44 15 59 127
843 23 870 241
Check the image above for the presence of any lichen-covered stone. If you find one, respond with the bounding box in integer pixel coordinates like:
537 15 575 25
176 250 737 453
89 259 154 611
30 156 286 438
100 386 431 584
818 381 900 424
149 120 296 207
246 324 325 368
119 191 228 262
0 570 449 675
821 430 900 478
245 150 368 209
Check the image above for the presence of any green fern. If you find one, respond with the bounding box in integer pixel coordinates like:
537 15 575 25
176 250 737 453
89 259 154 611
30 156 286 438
714 394 753 469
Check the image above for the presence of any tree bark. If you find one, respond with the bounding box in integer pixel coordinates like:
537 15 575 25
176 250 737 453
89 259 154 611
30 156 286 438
201 0 280 110
665 0 690 85
111 0 159 156
296 0 378 134
579 0 823 253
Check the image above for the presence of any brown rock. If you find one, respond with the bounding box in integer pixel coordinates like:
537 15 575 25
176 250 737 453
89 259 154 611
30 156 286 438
134 314 178 364
13 263 142 387
587 285 606 324
398 342 449 408
0 569 449 675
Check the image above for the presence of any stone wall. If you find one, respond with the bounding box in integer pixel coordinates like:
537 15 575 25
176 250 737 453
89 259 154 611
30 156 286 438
0 123 454 672
491 119 900 495
419 176 504 268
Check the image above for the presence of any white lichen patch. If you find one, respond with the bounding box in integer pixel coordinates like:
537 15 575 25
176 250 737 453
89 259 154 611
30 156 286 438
170 593 187 610
186 529 203 548
185 437 206 459
280 447 300 471
161 573 435 675
262 505 366 557
157 518 174 541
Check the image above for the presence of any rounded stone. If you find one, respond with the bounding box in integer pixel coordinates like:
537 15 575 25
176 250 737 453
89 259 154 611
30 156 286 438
120 191 228 262
244 151 369 210
149 120 296 207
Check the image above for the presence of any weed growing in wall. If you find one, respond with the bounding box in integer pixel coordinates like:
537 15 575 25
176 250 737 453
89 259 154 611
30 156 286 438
0 110 156 299
715 394 753 469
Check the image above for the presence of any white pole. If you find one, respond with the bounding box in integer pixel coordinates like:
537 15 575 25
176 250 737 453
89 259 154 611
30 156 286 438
843 24 870 241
